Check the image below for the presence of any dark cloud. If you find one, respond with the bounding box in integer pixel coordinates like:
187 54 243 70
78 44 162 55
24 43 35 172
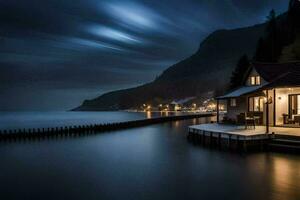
0 0 288 110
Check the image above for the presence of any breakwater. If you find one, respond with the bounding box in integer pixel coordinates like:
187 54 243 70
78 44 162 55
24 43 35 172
0 113 214 141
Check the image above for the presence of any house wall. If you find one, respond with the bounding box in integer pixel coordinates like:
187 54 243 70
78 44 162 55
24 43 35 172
224 67 273 124
226 96 247 122
244 68 271 126
222 68 300 126
245 68 267 86
275 88 289 125
263 90 275 126
275 87 300 125
225 90 275 126
223 61 300 126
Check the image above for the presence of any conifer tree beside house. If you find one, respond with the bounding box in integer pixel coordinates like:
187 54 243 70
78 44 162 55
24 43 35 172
254 9 279 62
229 0 300 92
229 55 250 90
254 0 300 63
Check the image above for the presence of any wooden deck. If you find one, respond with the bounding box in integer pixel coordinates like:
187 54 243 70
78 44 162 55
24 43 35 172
270 126 300 138
189 123 300 138
188 123 300 152
188 124 272 141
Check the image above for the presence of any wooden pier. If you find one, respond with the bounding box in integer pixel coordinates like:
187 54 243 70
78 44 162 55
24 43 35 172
188 124 275 151
0 113 213 142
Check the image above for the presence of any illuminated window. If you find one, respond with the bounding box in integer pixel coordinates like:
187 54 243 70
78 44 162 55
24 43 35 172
256 76 261 85
289 94 300 115
250 76 256 85
250 76 261 86
248 97 264 112
230 98 237 107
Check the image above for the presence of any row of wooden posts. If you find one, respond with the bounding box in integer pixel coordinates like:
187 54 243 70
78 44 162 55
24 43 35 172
188 130 248 151
0 113 213 141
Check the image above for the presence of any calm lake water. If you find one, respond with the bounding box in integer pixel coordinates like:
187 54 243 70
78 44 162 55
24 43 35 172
0 111 188 130
0 116 300 200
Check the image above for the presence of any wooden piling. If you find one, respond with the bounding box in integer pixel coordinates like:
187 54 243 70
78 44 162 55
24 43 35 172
218 132 221 147
0 113 213 141
210 132 213 146
228 134 232 148
243 138 247 152
202 131 205 145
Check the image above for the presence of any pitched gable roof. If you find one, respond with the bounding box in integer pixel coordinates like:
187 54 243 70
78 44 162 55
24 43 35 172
217 62 300 99
253 62 300 89
253 62 300 82
217 85 266 99
263 67 300 88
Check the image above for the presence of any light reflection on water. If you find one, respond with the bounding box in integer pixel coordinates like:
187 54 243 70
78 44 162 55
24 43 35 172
0 111 192 130
244 153 300 200
0 117 299 200
270 155 300 200
146 111 152 118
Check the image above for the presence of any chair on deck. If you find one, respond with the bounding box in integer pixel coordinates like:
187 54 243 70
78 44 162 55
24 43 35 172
282 114 294 125
236 112 261 129
294 115 300 125
245 112 256 129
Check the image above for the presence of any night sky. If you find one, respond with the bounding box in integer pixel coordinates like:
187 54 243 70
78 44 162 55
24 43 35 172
0 0 288 111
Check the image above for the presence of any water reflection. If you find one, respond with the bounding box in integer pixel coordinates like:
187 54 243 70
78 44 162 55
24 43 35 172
161 111 169 117
244 153 300 200
0 111 196 130
146 111 152 118
269 155 300 200
0 117 299 200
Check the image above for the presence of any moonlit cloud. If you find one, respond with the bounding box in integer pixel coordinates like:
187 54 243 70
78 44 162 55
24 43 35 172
88 25 142 44
68 37 124 51
101 1 164 31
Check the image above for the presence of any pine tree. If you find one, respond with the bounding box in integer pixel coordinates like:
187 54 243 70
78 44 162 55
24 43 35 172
266 9 277 62
287 0 296 42
253 9 282 62
230 55 250 90
254 37 265 62
288 0 300 34
253 0 300 63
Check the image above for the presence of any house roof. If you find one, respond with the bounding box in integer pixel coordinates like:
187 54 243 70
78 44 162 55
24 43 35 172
263 68 300 88
253 62 300 82
217 85 265 99
217 62 300 99
254 62 300 89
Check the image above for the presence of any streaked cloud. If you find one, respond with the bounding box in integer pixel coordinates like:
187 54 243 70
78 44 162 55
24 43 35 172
88 25 142 44
100 1 168 31
68 37 124 51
